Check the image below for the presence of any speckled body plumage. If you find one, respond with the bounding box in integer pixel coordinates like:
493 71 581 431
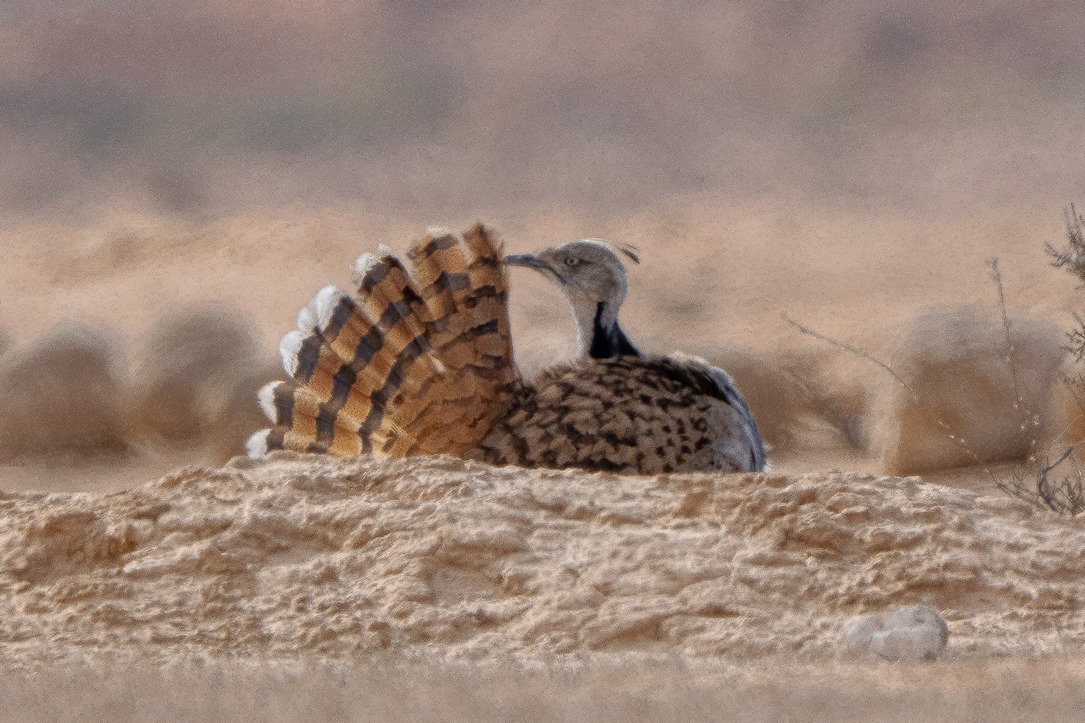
475 355 763 473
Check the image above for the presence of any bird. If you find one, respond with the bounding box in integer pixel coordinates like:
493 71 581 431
498 238 766 471
248 223 767 474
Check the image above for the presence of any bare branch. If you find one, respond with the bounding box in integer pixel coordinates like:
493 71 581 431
998 446 1084 515
780 312 989 472
987 257 1039 462
781 313 914 400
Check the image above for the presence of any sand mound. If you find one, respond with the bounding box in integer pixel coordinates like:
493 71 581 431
0 327 128 459
869 304 1064 475
1 454 1083 667
129 307 262 446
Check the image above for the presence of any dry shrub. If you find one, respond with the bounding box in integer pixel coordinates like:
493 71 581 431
129 307 261 447
998 207 1085 514
1047 208 1085 438
0 326 128 458
869 302 1063 475
1045 205 1085 288
998 446 1085 515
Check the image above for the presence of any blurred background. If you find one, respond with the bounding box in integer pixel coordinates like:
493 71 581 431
0 0 1081 219
0 0 1083 486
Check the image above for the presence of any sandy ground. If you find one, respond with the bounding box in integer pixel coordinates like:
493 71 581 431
2 452 1085 720
6 656 1085 723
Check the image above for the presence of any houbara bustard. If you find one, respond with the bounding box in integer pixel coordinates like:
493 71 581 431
248 223 767 473
504 238 765 469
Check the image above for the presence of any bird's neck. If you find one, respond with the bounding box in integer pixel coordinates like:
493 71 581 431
574 301 640 359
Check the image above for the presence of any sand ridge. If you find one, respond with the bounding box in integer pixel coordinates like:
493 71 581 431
0 453 1081 668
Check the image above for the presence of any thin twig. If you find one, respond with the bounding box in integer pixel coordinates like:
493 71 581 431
987 257 1038 462
998 445 1079 514
780 313 915 399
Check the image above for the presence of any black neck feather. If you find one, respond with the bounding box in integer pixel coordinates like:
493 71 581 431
588 302 640 359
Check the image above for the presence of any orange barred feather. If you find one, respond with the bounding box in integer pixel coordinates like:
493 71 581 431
248 223 520 460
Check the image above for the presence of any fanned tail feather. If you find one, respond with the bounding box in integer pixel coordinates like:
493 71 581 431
248 223 519 460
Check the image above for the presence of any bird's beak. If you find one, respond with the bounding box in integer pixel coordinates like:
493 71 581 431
506 253 555 274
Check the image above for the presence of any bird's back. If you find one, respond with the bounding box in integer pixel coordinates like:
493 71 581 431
475 355 765 473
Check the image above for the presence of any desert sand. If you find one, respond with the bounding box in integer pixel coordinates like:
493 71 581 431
4 1 1085 719
8 451 1081 665
2 449 1085 720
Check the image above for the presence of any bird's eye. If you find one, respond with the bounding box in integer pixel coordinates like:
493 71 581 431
564 257 581 268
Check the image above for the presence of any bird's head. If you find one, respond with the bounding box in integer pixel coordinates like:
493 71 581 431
506 239 639 309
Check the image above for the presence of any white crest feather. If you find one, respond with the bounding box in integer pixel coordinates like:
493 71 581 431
279 330 305 377
257 381 282 423
313 285 345 331
246 429 270 459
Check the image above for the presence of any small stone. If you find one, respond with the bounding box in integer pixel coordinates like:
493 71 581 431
844 604 949 661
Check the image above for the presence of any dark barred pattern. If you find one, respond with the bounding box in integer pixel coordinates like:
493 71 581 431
326 299 356 342
265 426 286 451
254 223 520 460
474 355 764 474
271 382 295 428
356 256 390 293
294 334 324 383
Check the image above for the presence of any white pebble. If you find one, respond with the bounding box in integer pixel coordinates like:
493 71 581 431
844 604 949 661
